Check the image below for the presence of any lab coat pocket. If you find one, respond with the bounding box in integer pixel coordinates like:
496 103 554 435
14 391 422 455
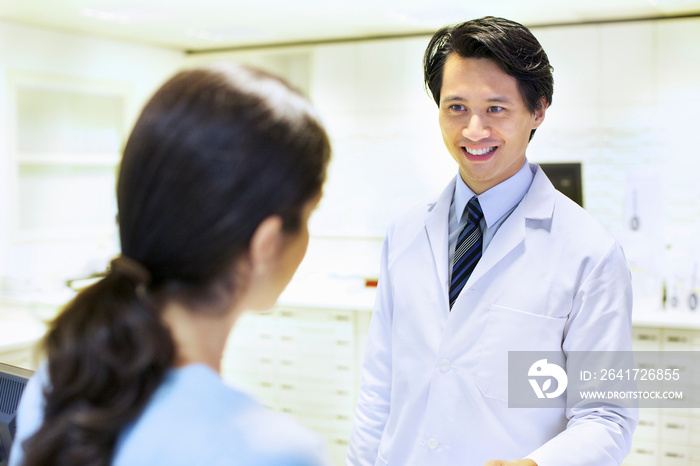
375 448 389 466
475 304 567 402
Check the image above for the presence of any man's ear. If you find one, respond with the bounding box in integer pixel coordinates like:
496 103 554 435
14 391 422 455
248 216 284 273
532 97 548 129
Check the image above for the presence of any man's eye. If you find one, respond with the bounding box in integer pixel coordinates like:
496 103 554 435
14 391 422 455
488 106 504 113
449 104 466 112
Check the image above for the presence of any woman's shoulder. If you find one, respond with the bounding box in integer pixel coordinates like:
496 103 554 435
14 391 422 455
205 368 331 465
115 364 331 465
212 405 330 466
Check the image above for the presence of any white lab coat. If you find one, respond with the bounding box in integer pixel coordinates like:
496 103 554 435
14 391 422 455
347 164 637 466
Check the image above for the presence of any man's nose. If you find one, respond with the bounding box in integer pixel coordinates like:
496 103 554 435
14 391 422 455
462 114 490 140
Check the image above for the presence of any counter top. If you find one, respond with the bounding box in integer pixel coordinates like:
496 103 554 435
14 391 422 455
2 287 700 333
277 273 376 311
0 320 46 351
631 310 700 330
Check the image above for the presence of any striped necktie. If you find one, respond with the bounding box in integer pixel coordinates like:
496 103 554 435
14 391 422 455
449 196 483 309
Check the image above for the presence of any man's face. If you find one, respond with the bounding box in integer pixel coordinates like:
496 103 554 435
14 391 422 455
438 54 546 194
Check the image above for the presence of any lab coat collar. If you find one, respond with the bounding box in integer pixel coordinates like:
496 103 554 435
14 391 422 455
521 163 557 224
425 176 457 306
425 164 557 304
467 164 557 287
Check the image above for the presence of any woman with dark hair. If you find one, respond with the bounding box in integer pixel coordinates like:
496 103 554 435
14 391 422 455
10 63 332 466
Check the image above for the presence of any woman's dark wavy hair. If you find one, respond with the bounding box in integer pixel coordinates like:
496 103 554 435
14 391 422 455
20 64 330 466
424 16 554 140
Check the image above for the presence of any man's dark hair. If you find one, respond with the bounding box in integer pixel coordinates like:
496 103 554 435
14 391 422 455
424 16 554 139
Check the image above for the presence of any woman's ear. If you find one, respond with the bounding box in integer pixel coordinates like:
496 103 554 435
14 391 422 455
248 216 284 274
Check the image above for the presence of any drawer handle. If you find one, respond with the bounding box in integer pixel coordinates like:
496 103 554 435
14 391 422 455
637 335 657 341
664 423 685 429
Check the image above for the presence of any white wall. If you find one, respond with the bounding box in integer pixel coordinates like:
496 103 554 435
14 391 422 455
188 17 700 311
1 16 698 312
531 19 700 310
0 20 183 298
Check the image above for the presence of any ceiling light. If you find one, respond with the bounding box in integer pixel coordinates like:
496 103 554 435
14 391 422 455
646 0 700 4
183 25 268 43
81 8 129 24
80 5 179 24
185 28 224 42
386 11 422 25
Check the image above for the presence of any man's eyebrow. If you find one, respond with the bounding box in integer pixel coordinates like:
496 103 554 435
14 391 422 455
441 95 514 104
441 95 463 103
486 96 513 104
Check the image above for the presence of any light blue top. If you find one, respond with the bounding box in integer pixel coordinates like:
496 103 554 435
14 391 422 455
10 363 330 466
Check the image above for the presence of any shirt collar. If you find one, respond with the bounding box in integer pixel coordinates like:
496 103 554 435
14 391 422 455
454 160 534 227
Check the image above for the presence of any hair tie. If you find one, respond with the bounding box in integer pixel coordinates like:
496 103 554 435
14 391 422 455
110 256 151 287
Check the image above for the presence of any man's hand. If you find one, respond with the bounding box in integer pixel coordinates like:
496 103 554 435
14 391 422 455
484 459 537 466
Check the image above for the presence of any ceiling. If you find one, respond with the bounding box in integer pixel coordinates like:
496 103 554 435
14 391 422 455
1 0 699 53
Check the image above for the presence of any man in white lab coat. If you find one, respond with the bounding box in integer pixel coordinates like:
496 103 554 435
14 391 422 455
347 16 637 466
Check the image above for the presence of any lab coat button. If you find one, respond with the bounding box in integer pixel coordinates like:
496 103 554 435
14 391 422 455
427 438 439 449
439 359 451 372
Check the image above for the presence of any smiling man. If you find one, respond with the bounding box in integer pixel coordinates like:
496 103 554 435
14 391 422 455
347 17 637 466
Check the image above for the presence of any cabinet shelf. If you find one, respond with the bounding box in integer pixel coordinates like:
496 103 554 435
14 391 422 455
9 72 129 243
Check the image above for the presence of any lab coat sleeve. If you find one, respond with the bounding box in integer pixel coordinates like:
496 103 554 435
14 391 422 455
346 236 393 466
526 242 639 466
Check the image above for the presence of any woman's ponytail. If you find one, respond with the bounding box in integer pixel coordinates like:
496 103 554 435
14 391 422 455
21 258 175 465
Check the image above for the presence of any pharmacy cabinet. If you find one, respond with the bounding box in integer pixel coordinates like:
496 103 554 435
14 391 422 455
222 307 700 466
221 305 371 465
623 325 700 466
9 72 129 242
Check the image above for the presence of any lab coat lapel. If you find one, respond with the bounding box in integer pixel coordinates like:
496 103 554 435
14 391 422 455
424 177 456 306
467 165 556 287
467 208 525 287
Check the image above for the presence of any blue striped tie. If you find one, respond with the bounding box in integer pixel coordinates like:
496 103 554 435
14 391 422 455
449 196 483 309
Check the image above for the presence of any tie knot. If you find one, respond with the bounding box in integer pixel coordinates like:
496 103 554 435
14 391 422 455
465 196 483 225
